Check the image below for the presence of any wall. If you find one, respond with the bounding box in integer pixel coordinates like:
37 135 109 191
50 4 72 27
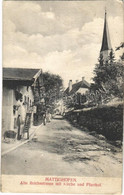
2 85 34 138
2 86 14 137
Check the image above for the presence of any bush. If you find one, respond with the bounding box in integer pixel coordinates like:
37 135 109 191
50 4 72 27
65 105 123 142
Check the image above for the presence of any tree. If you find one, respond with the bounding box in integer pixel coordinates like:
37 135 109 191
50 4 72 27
115 42 124 51
120 53 124 61
93 53 109 91
109 49 115 64
116 42 124 61
89 49 123 105
43 72 63 106
43 72 62 93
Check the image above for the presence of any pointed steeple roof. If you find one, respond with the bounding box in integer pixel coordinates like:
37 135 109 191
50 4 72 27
100 10 112 52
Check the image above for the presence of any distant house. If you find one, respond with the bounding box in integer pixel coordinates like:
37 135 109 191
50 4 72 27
2 68 42 139
65 77 90 105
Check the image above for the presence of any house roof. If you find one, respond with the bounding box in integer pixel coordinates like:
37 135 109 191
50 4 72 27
3 68 42 87
65 79 90 96
3 68 41 81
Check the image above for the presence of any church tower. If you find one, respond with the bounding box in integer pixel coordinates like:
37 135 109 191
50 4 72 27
100 10 112 62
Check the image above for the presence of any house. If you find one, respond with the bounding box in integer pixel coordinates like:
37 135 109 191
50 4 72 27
2 67 42 139
65 77 90 105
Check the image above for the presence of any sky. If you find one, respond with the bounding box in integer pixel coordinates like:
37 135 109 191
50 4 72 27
3 0 123 88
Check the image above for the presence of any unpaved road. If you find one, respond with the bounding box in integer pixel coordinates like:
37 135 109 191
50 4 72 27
2 116 122 176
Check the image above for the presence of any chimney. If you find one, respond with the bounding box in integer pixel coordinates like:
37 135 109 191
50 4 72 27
82 77 85 82
68 80 72 92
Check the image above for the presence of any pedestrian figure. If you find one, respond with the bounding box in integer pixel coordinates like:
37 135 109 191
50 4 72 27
43 111 46 125
46 112 51 122
49 113 51 122
17 115 21 140
77 112 80 123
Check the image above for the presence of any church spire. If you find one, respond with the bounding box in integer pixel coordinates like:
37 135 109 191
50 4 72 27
100 10 112 61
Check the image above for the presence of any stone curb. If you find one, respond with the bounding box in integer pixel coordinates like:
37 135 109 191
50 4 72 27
1 124 42 157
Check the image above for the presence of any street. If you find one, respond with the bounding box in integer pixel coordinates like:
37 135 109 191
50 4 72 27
2 115 122 177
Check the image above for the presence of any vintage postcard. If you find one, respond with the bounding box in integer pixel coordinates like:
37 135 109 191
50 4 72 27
1 0 123 193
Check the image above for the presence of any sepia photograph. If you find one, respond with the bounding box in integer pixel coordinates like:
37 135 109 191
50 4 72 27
1 0 123 193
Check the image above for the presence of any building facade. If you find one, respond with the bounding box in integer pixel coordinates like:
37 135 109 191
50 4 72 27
2 68 42 139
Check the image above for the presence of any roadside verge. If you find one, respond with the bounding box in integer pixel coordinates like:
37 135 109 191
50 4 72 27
1 124 42 156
